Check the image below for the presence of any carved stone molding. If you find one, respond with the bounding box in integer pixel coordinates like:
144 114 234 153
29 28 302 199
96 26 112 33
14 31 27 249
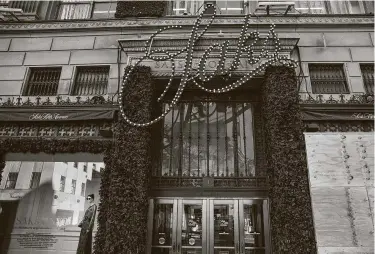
0 16 373 31
119 37 298 53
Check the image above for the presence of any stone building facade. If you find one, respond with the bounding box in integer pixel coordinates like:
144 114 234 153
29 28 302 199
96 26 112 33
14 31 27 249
0 1 373 254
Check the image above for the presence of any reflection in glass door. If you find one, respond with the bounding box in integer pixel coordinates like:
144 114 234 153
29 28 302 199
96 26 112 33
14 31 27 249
148 199 178 254
209 200 239 254
177 199 207 254
239 200 268 254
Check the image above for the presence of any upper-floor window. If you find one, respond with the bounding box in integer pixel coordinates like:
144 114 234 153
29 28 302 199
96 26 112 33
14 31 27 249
72 66 109 95
59 175 66 192
167 0 245 15
29 172 41 189
23 67 61 96
360 64 374 94
5 172 18 189
81 182 86 196
166 0 374 15
71 179 77 194
327 0 374 14
58 0 116 20
309 64 349 94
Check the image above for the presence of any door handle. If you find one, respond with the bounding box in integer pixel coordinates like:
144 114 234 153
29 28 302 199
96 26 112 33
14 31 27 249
172 243 176 252
241 243 245 254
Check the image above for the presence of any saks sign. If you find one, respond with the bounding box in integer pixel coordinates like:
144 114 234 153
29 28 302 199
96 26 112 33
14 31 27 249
119 4 297 127
29 113 69 121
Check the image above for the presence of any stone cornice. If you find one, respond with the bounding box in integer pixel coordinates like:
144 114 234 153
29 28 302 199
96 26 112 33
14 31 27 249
0 15 373 32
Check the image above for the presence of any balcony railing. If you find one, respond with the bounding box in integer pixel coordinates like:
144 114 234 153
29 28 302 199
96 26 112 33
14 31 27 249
299 92 374 104
0 94 118 107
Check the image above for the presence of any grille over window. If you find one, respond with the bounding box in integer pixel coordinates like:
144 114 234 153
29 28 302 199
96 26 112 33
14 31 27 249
72 66 109 95
309 64 349 94
158 102 255 178
360 64 374 94
23 67 61 96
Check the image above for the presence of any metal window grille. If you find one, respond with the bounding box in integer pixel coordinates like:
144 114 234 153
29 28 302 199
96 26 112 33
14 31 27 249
5 172 18 189
60 175 66 192
360 64 374 94
58 0 92 20
72 66 109 95
23 67 61 96
71 179 77 194
29 172 41 189
158 102 255 178
309 64 349 94
81 183 86 196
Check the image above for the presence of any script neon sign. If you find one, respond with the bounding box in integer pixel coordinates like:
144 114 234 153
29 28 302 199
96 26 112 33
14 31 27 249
119 4 297 127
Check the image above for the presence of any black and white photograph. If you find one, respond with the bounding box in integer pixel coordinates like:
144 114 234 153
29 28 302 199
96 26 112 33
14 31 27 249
0 0 373 253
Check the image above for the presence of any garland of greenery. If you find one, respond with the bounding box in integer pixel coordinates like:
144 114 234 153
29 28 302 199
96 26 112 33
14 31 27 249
115 1 167 18
261 66 317 253
99 66 154 254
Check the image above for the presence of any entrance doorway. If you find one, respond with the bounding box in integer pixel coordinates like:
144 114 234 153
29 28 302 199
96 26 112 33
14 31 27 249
147 198 270 254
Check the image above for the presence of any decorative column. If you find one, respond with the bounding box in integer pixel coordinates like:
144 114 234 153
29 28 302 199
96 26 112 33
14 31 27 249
261 66 317 253
100 66 154 254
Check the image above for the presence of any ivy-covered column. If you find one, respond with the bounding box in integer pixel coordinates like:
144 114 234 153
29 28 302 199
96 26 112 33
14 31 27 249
102 66 154 254
93 157 111 254
261 66 317 253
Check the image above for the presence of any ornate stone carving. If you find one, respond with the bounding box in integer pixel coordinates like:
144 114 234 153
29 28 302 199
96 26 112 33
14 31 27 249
0 16 373 31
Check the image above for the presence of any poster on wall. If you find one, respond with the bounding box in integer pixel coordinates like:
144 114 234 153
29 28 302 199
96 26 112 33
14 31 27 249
0 160 103 254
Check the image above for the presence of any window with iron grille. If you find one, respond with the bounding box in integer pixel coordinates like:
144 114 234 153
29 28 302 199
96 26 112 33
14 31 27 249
29 172 41 189
360 64 374 94
158 101 255 177
59 175 66 192
309 64 349 94
5 172 18 189
23 67 61 96
71 179 77 194
72 66 109 95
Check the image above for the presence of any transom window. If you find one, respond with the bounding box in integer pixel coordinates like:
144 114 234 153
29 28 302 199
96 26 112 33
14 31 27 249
309 64 349 94
158 101 255 177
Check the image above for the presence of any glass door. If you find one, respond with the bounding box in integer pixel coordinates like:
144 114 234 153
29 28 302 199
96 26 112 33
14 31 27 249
177 199 207 254
208 199 240 254
148 199 270 254
238 200 269 254
147 199 178 254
